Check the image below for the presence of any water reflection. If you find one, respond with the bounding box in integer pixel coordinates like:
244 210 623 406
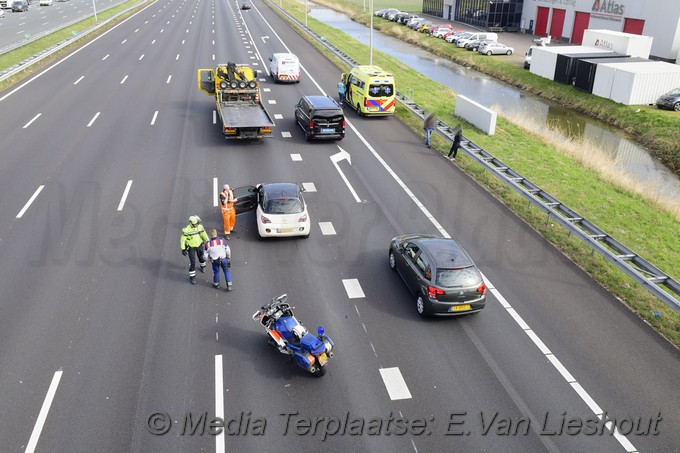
309 6 680 200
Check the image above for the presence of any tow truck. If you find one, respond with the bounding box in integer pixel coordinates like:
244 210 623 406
197 62 275 139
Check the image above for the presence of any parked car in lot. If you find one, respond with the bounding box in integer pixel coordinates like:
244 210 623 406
655 88 680 111
479 42 514 55
294 95 345 141
401 13 419 25
393 12 408 23
417 22 433 33
386 10 403 21
465 39 493 51
234 183 311 239
12 0 29 11
389 234 487 317
446 32 471 44
432 27 454 38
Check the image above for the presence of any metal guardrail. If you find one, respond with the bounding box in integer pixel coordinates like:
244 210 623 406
270 1 680 314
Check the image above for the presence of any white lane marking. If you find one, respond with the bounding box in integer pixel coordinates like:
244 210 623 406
213 177 218 207
411 438 419 453
23 113 41 129
263 88 271 92
150 111 158 125
274 114 283 119
354 304 360 317
160 28 164 33
249 56 256 59
117 180 133 211
166 75 171 84
259 78 265 81
318 222 336 235
212 54 215 61
102 54 109 60
281 131 291 138
213 110 217 124
73 75 84 85
176 54 180 61
87 112 100 127
120 75 128 84
215 355 225 453
121 39 127 44
17 185 44 218
151 39 156 44
379 367 412 400
290 154 302 161
135 28 139 33
267 99 276 104
25 370 63 453
331 148 361 203
342 279 365 299
301 182 316 192
139 54 144 61
546 354 576 383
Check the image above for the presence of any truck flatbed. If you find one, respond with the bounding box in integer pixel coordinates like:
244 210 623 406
218 103 275 128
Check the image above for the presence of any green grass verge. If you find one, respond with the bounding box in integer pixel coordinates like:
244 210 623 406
315 0 680 176
273 0 680 347
0 0 151 92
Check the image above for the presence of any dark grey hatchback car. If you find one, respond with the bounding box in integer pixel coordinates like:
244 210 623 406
389 234 487 317
294 95 345 141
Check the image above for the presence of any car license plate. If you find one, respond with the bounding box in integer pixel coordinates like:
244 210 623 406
318 353 328 365
320 128 335 133
279 227 294 233
450 304 471 312
658 101 665 105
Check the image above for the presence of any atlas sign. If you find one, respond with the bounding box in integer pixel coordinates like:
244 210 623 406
592 0 625 16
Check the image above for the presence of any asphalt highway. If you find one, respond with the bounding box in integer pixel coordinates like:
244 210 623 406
0 0 679 452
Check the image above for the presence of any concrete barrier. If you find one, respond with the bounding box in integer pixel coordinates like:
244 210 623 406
454 95 497 135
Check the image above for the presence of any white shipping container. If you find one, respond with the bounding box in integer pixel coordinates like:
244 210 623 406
530 46 611 80
582 29 653 59
593 61 680 105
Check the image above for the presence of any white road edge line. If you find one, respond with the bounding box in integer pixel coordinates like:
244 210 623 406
23 113 41 129
25 370 63 453
257 8 638 452
215 355 225 453
117 180 133 211
17 185 44 218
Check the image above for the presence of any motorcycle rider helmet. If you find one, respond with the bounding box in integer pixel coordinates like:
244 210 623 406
189 215 201 226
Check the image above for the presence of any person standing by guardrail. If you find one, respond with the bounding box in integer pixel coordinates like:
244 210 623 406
448 125 462 160
423 113 437 148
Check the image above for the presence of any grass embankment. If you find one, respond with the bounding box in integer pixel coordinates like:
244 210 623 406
313 0 680 176
0 0 151 92
271 0 680 347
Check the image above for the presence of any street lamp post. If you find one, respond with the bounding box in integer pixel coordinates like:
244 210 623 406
305 0 308 27
369 0 373 65
92 0 98 22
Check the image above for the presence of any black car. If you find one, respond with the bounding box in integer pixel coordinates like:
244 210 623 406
240 3 251 10
294 95 345 141
656 88 680 111
12 0 29 11
389 234 487 317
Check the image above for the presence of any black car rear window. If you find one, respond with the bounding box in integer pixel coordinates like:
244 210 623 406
436 267 481 288
264 198 303 214
312 110 343 121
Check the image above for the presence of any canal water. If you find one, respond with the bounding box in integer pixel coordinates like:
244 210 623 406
309 6 680 200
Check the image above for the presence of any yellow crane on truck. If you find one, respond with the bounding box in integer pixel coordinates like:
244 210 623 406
197 62 275 139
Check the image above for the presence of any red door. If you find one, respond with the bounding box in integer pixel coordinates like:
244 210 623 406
536 7 549 37
623 18 645 35
549 8 566 41
572 11 590 44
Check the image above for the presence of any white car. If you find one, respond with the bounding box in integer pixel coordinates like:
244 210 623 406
478 42 514 55
446 32 470 44
233 183 311 239
432 27 453 38
40 0 53 5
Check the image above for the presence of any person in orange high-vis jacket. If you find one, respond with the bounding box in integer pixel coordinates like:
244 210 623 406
219 184 237 237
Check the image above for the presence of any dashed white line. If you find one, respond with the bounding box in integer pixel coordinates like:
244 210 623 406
120 75 128 84
73 75 84 85
150 111 158 125
213 177 219 207
25 370 63 453
301 182 316 192
318 222 336 235
121 39 127 44
102 54 109 60
16 185 44 218
151 39 156 44
342 279 365 298
212 110 217 124
87 112 100 127
281 131 291 138
267 100 276 104
176 54 180 61
166 75 172 84
274 114 283 120
139 54 144 61
379 367 412 400
117 180 133 211
290 154 302 161
263 88 271 92
23 113 41 129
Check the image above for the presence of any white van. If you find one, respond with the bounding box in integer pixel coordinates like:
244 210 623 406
269 53 300 83
456 32 498 47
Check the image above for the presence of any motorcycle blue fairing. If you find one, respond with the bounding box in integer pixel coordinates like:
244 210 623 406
274 316 300 343
300 333 325 355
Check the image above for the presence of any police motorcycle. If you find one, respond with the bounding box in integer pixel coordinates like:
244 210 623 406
252 294 334 377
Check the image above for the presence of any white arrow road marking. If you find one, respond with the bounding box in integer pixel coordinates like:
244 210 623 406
342 279 364 298
17 185 44 218
25 370 63 453
331 147 361 203
379 367 412 400
261 36 269 43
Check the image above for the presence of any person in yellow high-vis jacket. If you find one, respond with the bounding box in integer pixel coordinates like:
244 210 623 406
180 215 209 284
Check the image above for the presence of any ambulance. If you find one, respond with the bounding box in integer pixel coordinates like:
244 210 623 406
341 66 396 116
